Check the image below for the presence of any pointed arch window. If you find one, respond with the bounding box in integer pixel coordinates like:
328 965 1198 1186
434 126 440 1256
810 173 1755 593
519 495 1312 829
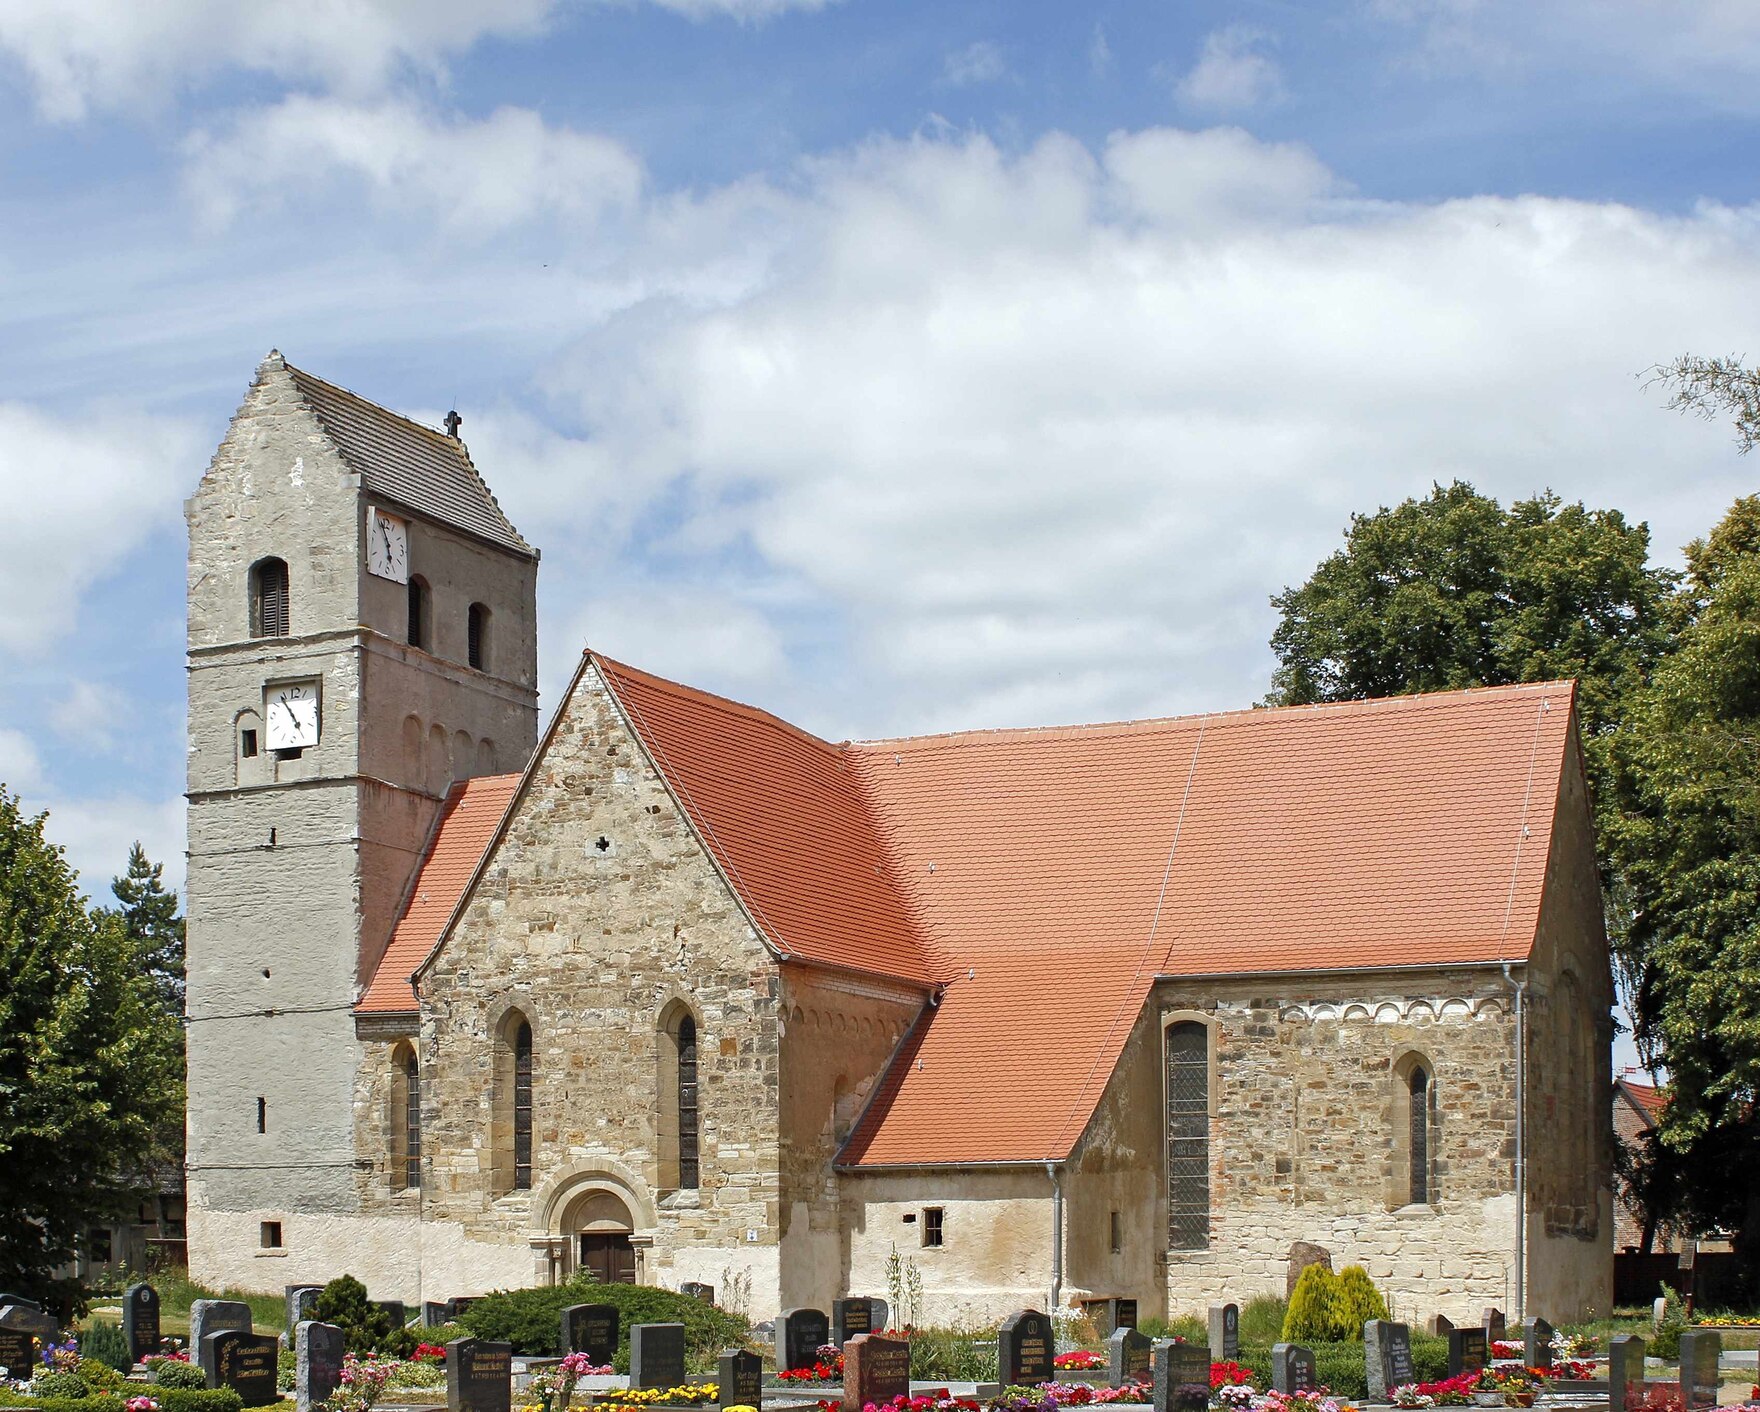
250 558 290 638
390 1042 421 1191
1165 1020 1210 1249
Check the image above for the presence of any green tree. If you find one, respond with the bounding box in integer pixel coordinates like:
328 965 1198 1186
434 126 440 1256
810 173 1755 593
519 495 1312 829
0 789 184 1314
1605 496 1760 1284
104 842 185 1013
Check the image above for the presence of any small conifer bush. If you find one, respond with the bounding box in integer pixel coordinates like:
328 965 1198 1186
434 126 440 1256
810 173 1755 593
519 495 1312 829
1330 1266 1391 1339
1281 1264 1338 1344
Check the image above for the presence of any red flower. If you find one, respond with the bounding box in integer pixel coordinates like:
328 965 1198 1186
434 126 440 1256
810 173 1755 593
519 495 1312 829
1210 1363 1254 1389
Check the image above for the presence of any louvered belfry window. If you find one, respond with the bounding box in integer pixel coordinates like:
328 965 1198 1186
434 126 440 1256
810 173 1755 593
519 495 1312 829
468 602 489 671
1409 1066 1430 1203
513 1020 533 1190
251 558 290 638
403 1049 422 1190
1165 1021 1210 1249
677 1015 700 1191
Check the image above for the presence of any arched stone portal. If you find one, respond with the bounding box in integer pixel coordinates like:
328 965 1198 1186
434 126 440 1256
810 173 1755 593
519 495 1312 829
531 1162 657 1286
563 1189 637 1284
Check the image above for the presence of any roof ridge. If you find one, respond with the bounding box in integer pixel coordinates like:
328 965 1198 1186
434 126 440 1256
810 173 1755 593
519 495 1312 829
283 359 466 456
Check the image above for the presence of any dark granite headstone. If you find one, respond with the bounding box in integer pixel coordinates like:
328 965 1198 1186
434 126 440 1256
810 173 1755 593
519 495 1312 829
561 1304 619 1365
375 1301 407 1330
1108 1327 1152 1387
833 1298 876 1347
1448 1328 1488 1379
124 1283 161 1364
1286 1243 1332 1299
871 1300 890 1334
0 1296 41 1312
1523 1318 1554 1371
719 1348 764 1410
286 1286 322 1335
447 1337 513 1412
0 1326 34 1379
296 1321 346 1412
1678 1330 1720 1410
1209 1304 1239 1363
424 1301 451 1327
1153 1342 1211 1412
1608 1335 1646 1412
192 1300 253 1383
0 1301 58 1344
1091 1299 1138 1338
843 1333 910 1412
681 1284 716 1305
447 1298 479 1321
999 1309 1056 1388
630 1323 687 1391
1429 1315 1454 1340
1483 1309 1507 1345
1272 1344 1317 1396
1366 1321 1415 1399
206 1329 280 1407
779 1308 829 1373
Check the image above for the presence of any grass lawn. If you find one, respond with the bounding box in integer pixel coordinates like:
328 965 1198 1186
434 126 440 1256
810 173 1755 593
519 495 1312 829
82 1268 286 1337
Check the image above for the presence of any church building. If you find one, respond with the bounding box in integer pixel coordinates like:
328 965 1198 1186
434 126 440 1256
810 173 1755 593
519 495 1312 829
184 355 1615 1327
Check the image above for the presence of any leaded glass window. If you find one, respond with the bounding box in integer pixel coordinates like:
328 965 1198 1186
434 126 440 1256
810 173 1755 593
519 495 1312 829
1165 1021 1210 1249
1409 1066 1430 1204
403 1049 422 1190
514 1020 533 1190
678 1015 699 1191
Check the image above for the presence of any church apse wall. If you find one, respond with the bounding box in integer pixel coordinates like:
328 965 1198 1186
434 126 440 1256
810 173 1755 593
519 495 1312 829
409 665 787 1305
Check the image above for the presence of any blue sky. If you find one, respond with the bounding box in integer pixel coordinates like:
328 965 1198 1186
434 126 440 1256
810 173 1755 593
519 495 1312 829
0 1 1756 1071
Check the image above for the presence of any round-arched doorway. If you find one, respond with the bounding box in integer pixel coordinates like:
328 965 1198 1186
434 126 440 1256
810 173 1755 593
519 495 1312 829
562 1188 637 1284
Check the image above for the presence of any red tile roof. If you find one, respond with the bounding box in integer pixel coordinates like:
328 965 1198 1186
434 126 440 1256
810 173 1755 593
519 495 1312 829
1619 1077 1666 1122
361 654 1580 1166
357 772 522 1014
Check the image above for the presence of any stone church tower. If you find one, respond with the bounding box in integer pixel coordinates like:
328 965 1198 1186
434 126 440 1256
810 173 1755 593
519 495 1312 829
183 353 538 1287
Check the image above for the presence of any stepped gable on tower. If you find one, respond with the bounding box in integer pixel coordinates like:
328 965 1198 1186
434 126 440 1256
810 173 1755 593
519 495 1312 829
362 653 1579 1168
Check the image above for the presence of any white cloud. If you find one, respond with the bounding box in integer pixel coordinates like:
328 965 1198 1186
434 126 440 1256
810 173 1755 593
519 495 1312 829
1089 25 1112 78
30 790 186 903
942 40 1006 87
0 724 44 792
184 97 644 234
1175 26 1286 113
0 0 839 121
0 402 203 655
50 680 127 754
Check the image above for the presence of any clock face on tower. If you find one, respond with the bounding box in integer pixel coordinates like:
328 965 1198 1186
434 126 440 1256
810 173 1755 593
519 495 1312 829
264 681 320 750
367 508 409 583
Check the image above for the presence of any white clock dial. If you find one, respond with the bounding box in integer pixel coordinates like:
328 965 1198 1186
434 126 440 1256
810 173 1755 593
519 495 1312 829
367 509 409 584
264 682 320 750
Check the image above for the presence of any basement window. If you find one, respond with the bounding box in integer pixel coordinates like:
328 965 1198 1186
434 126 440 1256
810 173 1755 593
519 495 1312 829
260 1221 282 1250
922 1207 945 1248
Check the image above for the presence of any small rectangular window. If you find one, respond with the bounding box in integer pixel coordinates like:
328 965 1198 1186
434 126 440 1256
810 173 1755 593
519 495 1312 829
922 1207 944 1247
257 1097 267 1133
1109 1210 1122 1255
241 729 259 758
260 1221 282 1249
87 1227 113 1263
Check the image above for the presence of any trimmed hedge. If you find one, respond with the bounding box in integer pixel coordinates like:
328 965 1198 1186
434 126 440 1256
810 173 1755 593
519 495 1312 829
0 1390 243 1412
459 1280 746 1366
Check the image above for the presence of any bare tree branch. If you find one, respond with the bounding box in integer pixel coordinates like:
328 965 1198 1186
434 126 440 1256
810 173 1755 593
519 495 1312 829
1648 354 1760 454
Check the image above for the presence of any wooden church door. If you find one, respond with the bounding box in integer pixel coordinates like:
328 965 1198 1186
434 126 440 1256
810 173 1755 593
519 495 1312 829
578 1232 637 1284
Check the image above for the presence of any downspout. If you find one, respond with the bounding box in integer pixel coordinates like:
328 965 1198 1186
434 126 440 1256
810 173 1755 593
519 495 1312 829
1046 1162 1064 1313
1503 963 1528 1320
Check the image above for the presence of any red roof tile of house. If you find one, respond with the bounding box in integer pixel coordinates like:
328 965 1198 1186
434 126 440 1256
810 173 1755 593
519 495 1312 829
1619 1077 1666 1122
357 772 521 1014
360 653 1580 1166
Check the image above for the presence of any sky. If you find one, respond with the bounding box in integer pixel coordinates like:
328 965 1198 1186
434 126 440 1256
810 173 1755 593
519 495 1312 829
0 1 1756 1050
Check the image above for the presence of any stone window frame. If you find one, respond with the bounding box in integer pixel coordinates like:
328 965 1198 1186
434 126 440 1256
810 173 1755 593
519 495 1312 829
249 556 290 638
1161 1009 1218 1254
489 1001 537 1199
389 1040 421 1193
1388 1047 1437 1211
656 997 704 1195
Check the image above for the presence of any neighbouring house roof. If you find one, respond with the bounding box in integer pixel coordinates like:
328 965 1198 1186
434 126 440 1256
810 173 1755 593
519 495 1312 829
357 772 522 1015
1618 1077 1666 1126
361 652 1580 1166
279 356 535 557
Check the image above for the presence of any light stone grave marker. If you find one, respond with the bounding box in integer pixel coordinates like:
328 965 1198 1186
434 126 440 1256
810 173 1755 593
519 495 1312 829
1209 1304 1239 1363
1366 1321 1415 1400
192 1300 253 1384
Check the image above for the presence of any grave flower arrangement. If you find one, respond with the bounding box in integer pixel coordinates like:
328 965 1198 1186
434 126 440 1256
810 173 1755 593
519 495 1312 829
412 1344 448 1364
126 1397 161 1412
1403 1372 1477 1405
780 1349 844 1383
989 1381 1151 1409
854 1394 980 1412
1252 1390 1350 1412
1211 1363 1254 1390
1389 1389 1435 1409
1489 1345 1522 1361
323 1354 396 1412
1217 1383 1257 1410
593 1383 718 1412
1053 1353 1104 1372
527 1351 611 1412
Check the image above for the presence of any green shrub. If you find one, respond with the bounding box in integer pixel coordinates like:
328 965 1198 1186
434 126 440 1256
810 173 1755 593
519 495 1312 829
1238 1297 1288 1346
0 1388 243 1412
78 1325 132 1377
460 1279 747 1365
1330 1268 1390 1339
907 1328 996 1382
385 1362 446 1389
28 1375 89 1401
74 1361 122 1394
1652 1285 1685 1360
311 1274 414 1357
1136 1317 1171 1340
153 1362 207 1390
1282 1266 1339 1344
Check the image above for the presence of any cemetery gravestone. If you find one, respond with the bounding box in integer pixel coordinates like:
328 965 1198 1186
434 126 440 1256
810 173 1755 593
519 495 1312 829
1448 1328 1488 1379
376 1301 407 1330
124 1283 161 1364
206 1329 281 1408
1366 1321 1415 1401
296 1321 346 1412
1108 1327 1152 1387
286 1286 322 1335
1524 1318 1554 1372
1608 1335 1646 1412
425 1302 451 1327
1678 1330 1720 1410
1483 1310 1507 1345
778 1308 829 1374
999 1310 1056 1388
561 1304 619 1365
871 1301 890 1334
833 1298 876 1347
0 1324 33 1379
448 1337 514 1412
1209 1304 1239 1364
720 1349 764 1410
1272 1345 1317 1396
843 1333 910 1412
1154 1342 1212 1412
1287 1243 1333 1300
630 1323 687 1391
192 1300 253 1383
1429 1316 1454 1341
